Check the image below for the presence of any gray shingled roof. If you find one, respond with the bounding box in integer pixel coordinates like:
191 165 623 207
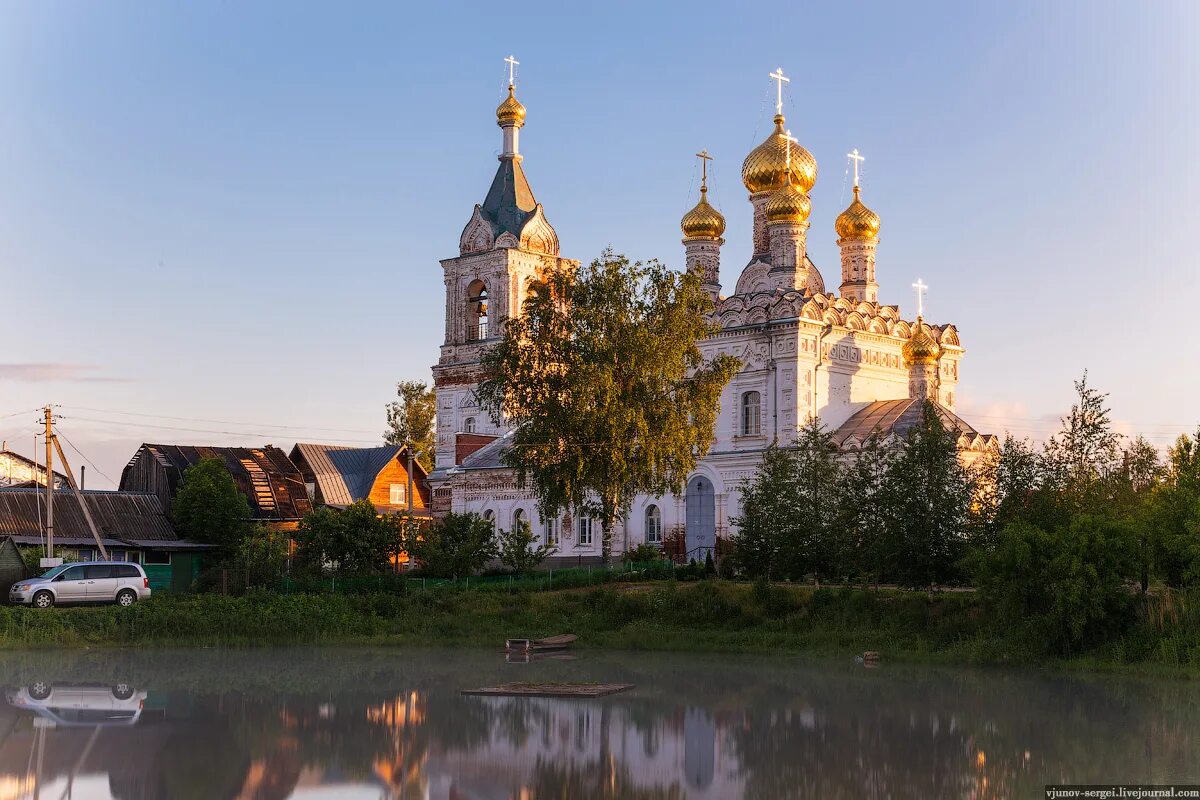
291 443 407 507
457 430 514 471
0 488 180 544
480 158 537 237
834 399 978 447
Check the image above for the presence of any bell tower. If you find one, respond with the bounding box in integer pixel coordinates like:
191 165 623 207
430 62 577 473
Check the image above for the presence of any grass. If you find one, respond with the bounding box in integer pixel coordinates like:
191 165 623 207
1 580 1198 675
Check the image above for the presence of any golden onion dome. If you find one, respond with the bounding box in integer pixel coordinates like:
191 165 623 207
496 85 526 128
835 186 881 239
741 115 818 194
680 186 726 239
903 316 941 365
764 181 811 223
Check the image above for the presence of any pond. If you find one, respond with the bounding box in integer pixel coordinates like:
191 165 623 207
0 647 1195 798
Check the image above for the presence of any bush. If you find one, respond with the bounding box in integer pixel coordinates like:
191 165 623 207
623 543 663 564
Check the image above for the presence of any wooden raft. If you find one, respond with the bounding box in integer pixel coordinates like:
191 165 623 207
462 682 634 698
505 634 578 653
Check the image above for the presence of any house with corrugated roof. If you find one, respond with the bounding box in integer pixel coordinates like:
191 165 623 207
0 446 67 489
289 443 430 516
119 444 312 531
0 489 211 591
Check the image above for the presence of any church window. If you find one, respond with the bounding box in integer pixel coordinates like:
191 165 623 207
512 508 527 530
467 280 489 341
577 516 593 546
545 516 560 546
464 416 476 434
741 391 762 436
645 505 662 544
483 509 495 534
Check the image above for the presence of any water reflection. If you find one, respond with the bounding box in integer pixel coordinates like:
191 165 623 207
0 648 1194 799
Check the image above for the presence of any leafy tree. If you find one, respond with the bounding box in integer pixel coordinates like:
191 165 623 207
172 458 254 552
235 526 289 588
1042 372 1123 512
1145 429 1200 586
294 500 399 577
880 403 973 590
732 445 797 580
834 431 893 586
972 516 1139 655
403 511 496 579
476 249 740 564
384 380 437 471
495 519 553 574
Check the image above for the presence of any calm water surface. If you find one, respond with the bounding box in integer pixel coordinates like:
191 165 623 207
0 646 1195 799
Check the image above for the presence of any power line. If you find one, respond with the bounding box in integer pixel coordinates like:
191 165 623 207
54 428 118 488
65 415 381 444
64 405 379 435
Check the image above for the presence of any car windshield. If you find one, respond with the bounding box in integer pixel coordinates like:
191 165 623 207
38 565 70 579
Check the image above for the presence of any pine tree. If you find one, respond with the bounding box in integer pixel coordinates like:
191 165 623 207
834 431 892 586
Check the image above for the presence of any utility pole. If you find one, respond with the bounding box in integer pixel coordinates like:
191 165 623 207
42 406 61 568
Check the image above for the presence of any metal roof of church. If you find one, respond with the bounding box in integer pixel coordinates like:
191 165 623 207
833 399 979 447
480 158 538 237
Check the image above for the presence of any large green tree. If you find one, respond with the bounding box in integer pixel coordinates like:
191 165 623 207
402 511 496 579
476 250 740 563
384 380 437 471
172 457 253 552
834 430 893 586
294 500 400 577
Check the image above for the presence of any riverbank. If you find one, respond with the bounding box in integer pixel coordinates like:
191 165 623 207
1 581 1196 675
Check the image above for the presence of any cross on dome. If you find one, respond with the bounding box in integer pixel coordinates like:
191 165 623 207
769 68 790 115
912 278 929 318
504 55 519 86
783 129 798 174
695 149 713 189
847 148 865 189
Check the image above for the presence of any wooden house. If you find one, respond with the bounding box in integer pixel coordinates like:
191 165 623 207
0 536 27 596
289 443 430 516
120 444 312 531
0 489 211 592
0 447 67 489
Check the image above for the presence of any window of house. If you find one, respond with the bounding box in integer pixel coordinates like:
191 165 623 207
143 551 171 565
645 505 662 544
464 417 476 434
545 516 560 546
390 483 407 505
577 516 593 546
741 391 762 436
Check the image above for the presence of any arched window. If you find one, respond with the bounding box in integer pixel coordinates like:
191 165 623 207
463 416 476 434
741 391 762 436
482 509 495 533
577 516 593 546
512 508 527 531
545 516 560 546
645 505 662 545
466 280 489 341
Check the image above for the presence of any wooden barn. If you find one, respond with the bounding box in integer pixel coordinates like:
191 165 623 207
0 489 210 592
120 444 312 531
289 443 430 516
0 446 67 489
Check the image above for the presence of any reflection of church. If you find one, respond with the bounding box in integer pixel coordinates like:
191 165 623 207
429 66 996 560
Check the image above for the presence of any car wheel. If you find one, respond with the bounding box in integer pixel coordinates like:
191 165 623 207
116 589 137 607
112 683 134 700
32 591 54 610
29 681 52 701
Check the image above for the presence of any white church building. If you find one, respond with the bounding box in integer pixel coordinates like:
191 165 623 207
427 67 996 563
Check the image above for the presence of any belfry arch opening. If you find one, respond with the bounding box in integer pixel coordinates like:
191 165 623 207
467 280 489 341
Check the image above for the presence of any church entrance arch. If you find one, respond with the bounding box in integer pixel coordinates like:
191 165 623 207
684 476 715 558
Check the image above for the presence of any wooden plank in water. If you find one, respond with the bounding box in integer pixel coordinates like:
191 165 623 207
462 682 634 698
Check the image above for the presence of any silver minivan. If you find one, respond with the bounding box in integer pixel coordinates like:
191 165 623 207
9 561 152 608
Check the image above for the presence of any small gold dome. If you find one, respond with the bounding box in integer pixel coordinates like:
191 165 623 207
681 187 726 239
496 85 526 128
764 181 811 223
741 115 818 194
835 186 881 239
903 317 941 365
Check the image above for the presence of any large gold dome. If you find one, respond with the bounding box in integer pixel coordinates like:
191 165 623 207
835 186 881 239
764 181 811 223
496 85 526 128
903 317 941 365
741 115 817 194
681 186 726 239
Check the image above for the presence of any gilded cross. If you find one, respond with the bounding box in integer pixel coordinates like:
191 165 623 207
504 55 519 86
912 278 929 318
784 128 798 175
847 148 865 188
769 67 790 115
695 150 713 189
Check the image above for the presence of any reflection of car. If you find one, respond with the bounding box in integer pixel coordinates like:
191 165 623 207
9 561 151 608
6 682 146 727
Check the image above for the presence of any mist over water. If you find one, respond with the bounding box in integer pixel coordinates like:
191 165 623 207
0 647 1195 798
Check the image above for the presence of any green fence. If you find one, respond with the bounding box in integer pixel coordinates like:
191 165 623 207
275 559 678 595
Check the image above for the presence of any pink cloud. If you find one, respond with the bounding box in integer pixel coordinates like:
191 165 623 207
0 363 126 383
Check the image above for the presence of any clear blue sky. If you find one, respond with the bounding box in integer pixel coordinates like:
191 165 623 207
1 1 1197 488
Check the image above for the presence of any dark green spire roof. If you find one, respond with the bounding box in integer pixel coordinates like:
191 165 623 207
480 156 537 238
